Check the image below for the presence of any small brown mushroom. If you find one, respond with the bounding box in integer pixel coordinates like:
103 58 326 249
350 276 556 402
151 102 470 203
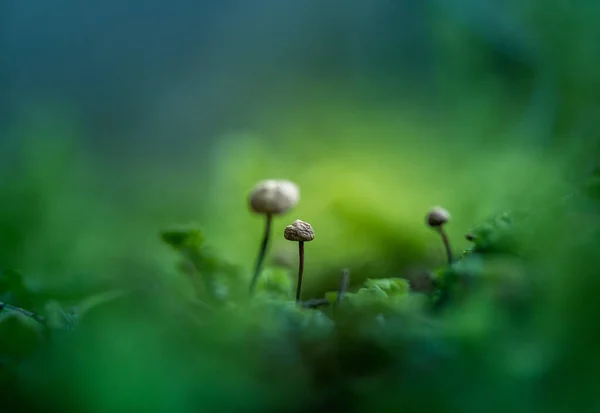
426 206 453 265
284 220 314 302
426 207 451 228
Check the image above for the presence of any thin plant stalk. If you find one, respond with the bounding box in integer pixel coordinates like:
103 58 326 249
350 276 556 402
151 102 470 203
249 213 272 294
439 228 453 265
295 241 305 302
301 298 329 308
0 302 45 324
336 269 350 307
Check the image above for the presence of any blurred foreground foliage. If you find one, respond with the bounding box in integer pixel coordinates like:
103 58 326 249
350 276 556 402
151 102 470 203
2 185 600 412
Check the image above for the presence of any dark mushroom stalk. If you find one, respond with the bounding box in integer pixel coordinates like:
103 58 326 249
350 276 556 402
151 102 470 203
249 213 273 294
426 207 453 265
248 180 299 295
284 219 315 303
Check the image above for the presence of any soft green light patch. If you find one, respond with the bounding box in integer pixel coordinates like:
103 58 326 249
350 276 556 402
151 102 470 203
200 103 569 296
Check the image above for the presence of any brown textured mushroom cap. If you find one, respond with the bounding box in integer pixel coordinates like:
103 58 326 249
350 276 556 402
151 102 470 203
284 219 315 242
426 207 451 227
249 180 299 215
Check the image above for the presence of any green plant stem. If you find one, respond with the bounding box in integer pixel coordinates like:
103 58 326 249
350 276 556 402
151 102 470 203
0 301 46 324
301 298 329 309
295 241 305 303
336 269 350 306
249 214 272 295
440 227 453 265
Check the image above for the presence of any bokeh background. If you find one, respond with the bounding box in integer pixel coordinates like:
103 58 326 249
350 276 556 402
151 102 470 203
4 0 598 294
2 1 600 411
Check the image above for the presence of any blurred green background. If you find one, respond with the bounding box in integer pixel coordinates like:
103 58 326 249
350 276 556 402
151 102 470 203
2 0 600 411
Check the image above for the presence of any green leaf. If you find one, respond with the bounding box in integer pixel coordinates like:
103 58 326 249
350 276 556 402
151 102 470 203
75 290 128 318
364 278 410 297
43 300 75 330
465 211 521 255
255 268 293 298
324 291 338 304
160 225 204 250
356 285 388 300
162 224 244 304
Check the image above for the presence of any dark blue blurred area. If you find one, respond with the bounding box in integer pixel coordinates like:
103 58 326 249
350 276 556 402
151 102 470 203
4 0 597 164
1 0 439 161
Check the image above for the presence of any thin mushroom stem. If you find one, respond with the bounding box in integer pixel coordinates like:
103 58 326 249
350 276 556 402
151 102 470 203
284 219 314 302
249 213 273 294
439 227 453 265
295 241 305 302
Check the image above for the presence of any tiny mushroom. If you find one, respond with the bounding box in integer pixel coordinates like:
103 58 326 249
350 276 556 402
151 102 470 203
248 180 300 295
426 207 451 228
249 180 300 216
426 206 454 264
284 219 314 302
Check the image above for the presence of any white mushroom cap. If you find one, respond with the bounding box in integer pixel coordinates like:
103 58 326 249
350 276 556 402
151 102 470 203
426 206 451 227
249 180 300 215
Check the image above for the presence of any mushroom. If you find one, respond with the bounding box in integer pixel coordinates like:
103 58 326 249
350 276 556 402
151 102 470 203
248 180 299 294
426 206 453 264
284 219 314 302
